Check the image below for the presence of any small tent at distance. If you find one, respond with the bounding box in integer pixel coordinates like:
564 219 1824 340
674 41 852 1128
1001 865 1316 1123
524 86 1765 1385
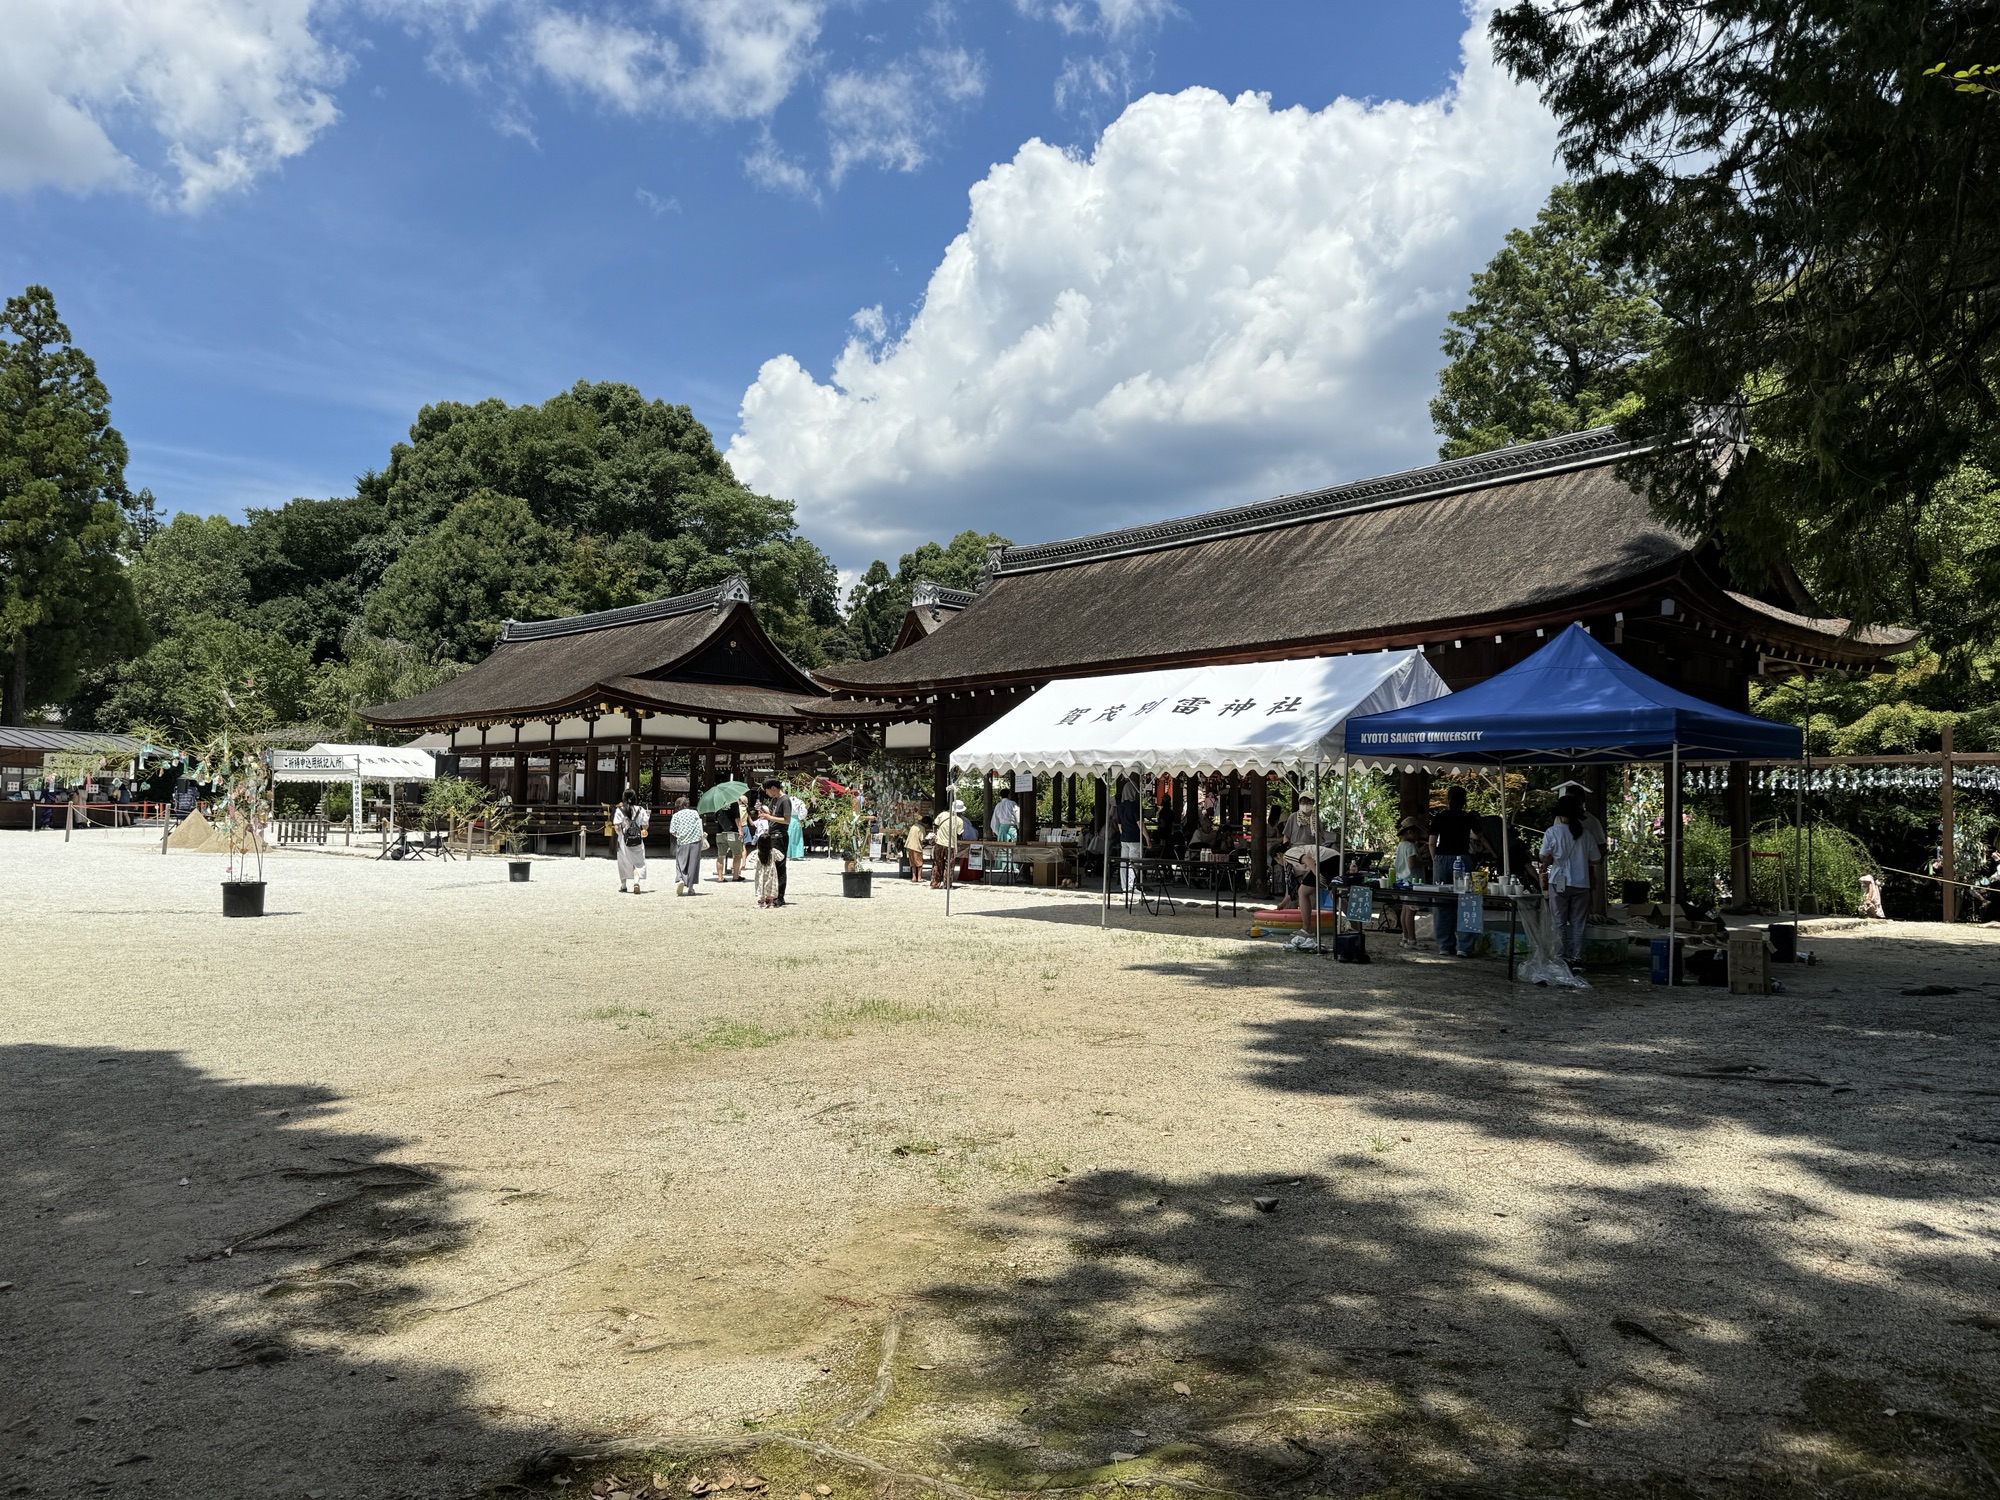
269 743 436 833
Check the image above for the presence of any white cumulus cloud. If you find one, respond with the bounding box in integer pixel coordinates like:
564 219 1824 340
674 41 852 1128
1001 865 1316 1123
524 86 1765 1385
824 47 984 183
0 0 346 210
726 15 1561 567
525 0 823 121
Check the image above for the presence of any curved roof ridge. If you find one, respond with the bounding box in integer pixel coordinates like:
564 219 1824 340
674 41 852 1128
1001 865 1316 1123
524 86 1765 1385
499 577 750 644
989 427 1649 576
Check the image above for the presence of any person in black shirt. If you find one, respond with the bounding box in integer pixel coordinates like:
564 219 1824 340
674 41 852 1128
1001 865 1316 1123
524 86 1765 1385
1428 785 1482 955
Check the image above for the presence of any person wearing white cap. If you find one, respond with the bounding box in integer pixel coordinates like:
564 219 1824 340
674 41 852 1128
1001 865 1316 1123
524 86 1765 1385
931 798 964 888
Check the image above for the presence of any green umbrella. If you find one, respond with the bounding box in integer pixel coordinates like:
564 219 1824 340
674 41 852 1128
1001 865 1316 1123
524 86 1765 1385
696 780 749 814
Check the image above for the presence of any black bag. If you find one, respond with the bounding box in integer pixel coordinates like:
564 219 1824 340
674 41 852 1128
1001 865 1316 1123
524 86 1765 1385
621 811 644 848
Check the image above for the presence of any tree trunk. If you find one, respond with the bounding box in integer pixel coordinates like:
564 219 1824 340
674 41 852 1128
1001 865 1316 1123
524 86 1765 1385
6 635 26 726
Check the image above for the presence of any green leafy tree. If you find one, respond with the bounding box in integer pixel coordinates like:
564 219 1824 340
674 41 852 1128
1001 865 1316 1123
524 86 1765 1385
305 630 465 741
97 613 314 744
844 529 1008 659
239 493 389 662
1432 183 1665 459
0 285 143 722
356 380 845 661
362 490 575 662
1490 0 2000 631
130 513 252 635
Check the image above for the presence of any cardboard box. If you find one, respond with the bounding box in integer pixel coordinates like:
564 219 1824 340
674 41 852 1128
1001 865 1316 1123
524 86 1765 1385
1728 934 1772 995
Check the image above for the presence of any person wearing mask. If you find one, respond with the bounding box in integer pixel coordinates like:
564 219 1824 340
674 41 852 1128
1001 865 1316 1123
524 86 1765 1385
760 779 800 906
1537 796 1602 967
1114 781 1149 895
932 798 963 887
669 796 705 896
1429 785 1482 956
613 787 649 895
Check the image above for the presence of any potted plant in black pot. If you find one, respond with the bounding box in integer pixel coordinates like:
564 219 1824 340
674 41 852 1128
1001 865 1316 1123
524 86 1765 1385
215 738 271 917
815 782 872 897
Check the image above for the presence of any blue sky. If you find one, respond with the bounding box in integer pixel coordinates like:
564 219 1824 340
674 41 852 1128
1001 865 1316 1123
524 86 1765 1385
0 1 1559 570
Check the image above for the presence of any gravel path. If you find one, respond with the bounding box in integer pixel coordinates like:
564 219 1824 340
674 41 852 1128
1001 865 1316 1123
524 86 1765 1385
3 830 1998 1499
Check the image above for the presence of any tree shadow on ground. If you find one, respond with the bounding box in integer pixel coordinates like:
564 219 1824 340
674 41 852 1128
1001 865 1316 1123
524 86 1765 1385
892 943 2000 1497
0 1044 543 1500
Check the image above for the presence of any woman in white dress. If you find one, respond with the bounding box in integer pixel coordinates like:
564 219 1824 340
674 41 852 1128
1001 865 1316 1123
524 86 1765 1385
613 787 650 894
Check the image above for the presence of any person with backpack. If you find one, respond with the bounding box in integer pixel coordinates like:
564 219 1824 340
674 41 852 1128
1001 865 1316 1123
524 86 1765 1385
613 787 650 894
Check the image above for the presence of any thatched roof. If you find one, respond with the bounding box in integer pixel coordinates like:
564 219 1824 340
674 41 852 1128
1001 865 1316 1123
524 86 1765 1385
821 429 1911 695
363 578 825 729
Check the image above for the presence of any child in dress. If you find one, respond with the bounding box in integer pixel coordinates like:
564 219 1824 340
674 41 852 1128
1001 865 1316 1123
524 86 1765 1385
754 828 782 908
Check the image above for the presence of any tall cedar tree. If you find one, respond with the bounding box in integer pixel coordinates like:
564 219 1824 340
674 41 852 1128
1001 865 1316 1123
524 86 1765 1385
1432 183 1665 459
1490 0 2000 633
0 286 142 723
843 529 1009 659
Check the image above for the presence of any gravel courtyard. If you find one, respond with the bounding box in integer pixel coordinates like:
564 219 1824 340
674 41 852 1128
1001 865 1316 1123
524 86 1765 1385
4 829 2000 1500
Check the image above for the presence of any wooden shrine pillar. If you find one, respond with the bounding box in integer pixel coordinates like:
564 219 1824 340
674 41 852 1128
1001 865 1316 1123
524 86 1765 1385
510 723 528 805
1726 760 1752 911
1020 773 1038 842
626 719 642 802
1249 771 1270 896
983 771 995 837
1094 777 1107 845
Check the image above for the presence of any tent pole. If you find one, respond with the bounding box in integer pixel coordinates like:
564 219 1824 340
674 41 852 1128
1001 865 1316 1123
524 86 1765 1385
1313 759 1323 953
1667 743 1680 975
1498 767 1510 883
1100 773 1111 928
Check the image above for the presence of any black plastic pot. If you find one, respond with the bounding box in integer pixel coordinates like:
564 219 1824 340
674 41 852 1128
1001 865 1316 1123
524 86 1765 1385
221 880 266 918
1620 879 1652 905
841 869 873 898
1769 922 1798 963
509 860 531 883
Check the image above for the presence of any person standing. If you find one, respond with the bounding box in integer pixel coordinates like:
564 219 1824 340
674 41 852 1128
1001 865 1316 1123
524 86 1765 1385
992 786 1020 874
1429 785 1481 956
905 806 929 882
761 779 799 905
1392 818 1422 947
1538 796 1601 967
669 796 705 896
713 795 741 883
1114 782 1149 895
752 826 782 908
613 787 650 894
932 798 963 887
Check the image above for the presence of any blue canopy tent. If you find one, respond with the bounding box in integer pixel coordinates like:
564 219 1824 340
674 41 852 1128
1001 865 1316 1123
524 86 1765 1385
1343 624 1805 969
1344 623 1802 765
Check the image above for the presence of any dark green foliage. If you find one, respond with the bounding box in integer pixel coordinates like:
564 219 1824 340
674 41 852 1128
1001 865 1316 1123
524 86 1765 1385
1432 183 1664 459
844 529 1008 660
1489 0 2000 632
97 613 314 744
363 491 579 663
0 285 144 722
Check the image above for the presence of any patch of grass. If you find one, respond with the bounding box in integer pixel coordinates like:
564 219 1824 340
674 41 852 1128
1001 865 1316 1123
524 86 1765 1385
583 1005 654 1021
815 996 966 1036
682 1017 791 1051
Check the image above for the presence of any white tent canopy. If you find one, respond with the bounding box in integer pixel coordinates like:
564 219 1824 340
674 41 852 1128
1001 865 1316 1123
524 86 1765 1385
950 651 1450 779
269 744 436 783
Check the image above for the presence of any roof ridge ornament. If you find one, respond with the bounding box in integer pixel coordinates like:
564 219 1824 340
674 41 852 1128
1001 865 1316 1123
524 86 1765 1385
987 426 1652 576
499 576 753 643
910 579 976 611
